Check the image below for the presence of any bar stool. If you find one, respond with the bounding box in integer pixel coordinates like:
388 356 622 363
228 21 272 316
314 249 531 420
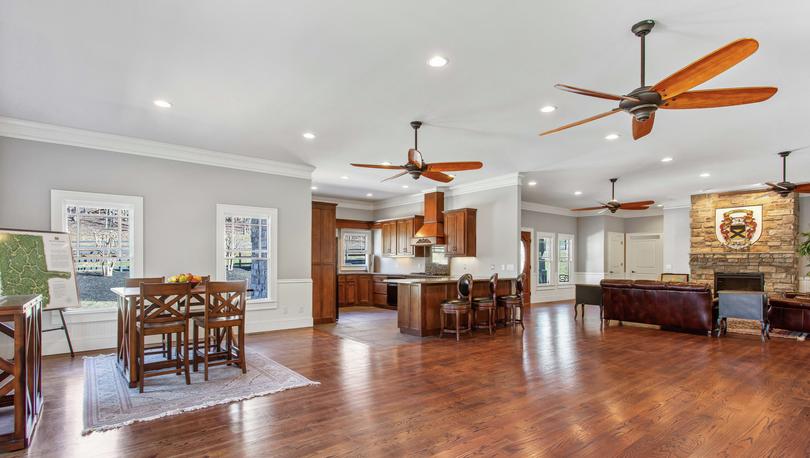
440 274 473 341
498 273 525 330
472 273 498 335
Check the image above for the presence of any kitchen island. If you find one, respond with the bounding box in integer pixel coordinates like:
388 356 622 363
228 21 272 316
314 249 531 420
387 277 517 336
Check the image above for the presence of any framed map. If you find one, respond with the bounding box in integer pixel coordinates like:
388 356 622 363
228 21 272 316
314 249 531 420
0 228 80 310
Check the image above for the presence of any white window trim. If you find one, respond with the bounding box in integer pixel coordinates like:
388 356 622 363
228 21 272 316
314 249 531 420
558 233 575 286
216 204 278 305
50 190 144 278
339 228 372 272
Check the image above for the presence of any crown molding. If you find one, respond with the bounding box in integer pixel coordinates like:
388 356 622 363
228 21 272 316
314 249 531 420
521 201 576 217
448 172 521 196
311 196 375 211
373 192 425 210
0 116 315 180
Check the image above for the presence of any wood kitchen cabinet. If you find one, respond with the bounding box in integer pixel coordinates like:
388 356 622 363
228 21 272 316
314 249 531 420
312 202 337 324
444 208 477 257
379 216 425 257
338 274 372 306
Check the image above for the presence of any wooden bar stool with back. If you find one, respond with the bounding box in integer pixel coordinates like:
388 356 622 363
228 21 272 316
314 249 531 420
136 282 192 392
498 273 526 329
125 277 167 357
440 274 474 341
472 273 498 335
192 280 247 380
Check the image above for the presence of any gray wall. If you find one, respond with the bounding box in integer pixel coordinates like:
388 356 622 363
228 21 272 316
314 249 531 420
0 137 311 279
663 208 690 274
624 215 663 233
521 210 577 235
577 217 605 273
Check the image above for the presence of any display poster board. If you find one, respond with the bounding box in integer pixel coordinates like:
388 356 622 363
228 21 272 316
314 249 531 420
0 228 80 310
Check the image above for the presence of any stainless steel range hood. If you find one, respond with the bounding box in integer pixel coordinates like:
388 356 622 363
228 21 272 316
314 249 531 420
411 191 445 246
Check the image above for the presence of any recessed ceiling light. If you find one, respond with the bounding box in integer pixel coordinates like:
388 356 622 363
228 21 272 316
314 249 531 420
661 157 673 162
401 185 409 189
310 186 318 190
527 181 537 186
427 55 448 68
302 132 316 140
366 193 373 197
574 191 583 195
604 133 620 141
540 105 557 113
700 172 711 178
153 99 172 108
381 161 392 166
340 175 349 180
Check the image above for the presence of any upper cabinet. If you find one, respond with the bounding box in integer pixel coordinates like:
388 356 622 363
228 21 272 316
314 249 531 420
379 216 424 258
444 208 476 257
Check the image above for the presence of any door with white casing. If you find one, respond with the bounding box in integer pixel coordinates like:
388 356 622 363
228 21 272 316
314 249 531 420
606 232 625 279
626 233 662 280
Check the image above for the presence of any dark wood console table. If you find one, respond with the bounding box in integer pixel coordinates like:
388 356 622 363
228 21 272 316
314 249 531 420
0 295 43 452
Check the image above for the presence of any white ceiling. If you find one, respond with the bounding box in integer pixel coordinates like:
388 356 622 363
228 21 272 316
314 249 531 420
2 1 809 206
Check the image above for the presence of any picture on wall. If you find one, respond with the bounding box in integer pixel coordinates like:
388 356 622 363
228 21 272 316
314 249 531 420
715 205 763 250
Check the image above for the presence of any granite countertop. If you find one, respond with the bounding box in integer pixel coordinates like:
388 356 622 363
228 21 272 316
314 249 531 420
385 277 516 285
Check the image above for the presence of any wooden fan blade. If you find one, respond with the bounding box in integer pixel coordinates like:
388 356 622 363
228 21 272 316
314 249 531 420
555 84 641 103
408 149 423 168
652 38 759 99
632 112 655 140
794 183 810 193
571 206 608 211
351 163 406 170
539 108 622 137
766 182 788 191
620 200 656 207
421 171 454 183
661 87 777 109
381 171 408 182
425 161 483 172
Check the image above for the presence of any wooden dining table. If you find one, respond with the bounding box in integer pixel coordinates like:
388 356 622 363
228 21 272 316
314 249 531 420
111 285 207 388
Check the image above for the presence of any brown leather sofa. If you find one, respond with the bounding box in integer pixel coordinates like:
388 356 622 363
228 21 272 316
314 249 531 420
600 279 715 333
768 294 810 333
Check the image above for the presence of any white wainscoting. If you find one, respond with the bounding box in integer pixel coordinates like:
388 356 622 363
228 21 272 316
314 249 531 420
801 277 810 293
533 285 575 303
40 278 313 356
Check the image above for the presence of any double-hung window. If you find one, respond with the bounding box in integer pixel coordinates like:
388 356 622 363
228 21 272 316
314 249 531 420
340 229 371 272
216 204 278 303
536 231 575 288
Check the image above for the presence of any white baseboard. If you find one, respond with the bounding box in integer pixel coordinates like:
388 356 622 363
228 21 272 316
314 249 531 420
38 278 314 356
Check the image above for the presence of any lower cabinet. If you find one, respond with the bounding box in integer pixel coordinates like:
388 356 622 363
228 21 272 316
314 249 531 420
338 274 373 306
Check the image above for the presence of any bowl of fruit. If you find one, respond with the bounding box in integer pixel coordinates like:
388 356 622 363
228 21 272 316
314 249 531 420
167 273 204 288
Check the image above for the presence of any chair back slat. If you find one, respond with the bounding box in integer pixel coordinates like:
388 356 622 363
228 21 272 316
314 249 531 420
205 281 247 320
125 276 165 287
516 273 526 296
139 283 190 324
489 273 499 299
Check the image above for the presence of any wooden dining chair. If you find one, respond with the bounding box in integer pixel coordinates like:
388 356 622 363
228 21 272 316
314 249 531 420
192 281 247 381
137 282 191 392
125 277 169 357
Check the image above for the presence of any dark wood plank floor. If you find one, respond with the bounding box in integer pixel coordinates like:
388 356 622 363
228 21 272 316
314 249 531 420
12 302 810 457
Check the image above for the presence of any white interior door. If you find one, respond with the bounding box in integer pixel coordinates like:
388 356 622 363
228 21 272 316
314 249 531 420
606 232 625 279
626 233 663 280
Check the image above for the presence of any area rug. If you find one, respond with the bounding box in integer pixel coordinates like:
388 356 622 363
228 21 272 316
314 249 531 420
83 351 319 434
727 318 807 341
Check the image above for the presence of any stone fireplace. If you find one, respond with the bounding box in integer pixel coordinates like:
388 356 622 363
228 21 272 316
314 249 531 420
690 189 799 293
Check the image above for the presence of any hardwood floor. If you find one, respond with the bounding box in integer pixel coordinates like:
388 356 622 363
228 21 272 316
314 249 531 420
12 302 810 457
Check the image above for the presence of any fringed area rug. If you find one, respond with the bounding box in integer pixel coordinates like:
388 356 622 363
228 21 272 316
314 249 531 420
83 351 319 434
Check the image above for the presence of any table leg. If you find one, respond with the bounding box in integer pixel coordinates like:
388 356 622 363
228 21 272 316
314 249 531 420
128 297 138 388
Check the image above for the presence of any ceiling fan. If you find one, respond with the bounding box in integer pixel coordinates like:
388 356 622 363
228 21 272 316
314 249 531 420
765 147 810 196
572 178 654 213
350 121 483 183
539 19 778 140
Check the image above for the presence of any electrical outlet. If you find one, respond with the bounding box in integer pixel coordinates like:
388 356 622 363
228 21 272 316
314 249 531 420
490 264 495 270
